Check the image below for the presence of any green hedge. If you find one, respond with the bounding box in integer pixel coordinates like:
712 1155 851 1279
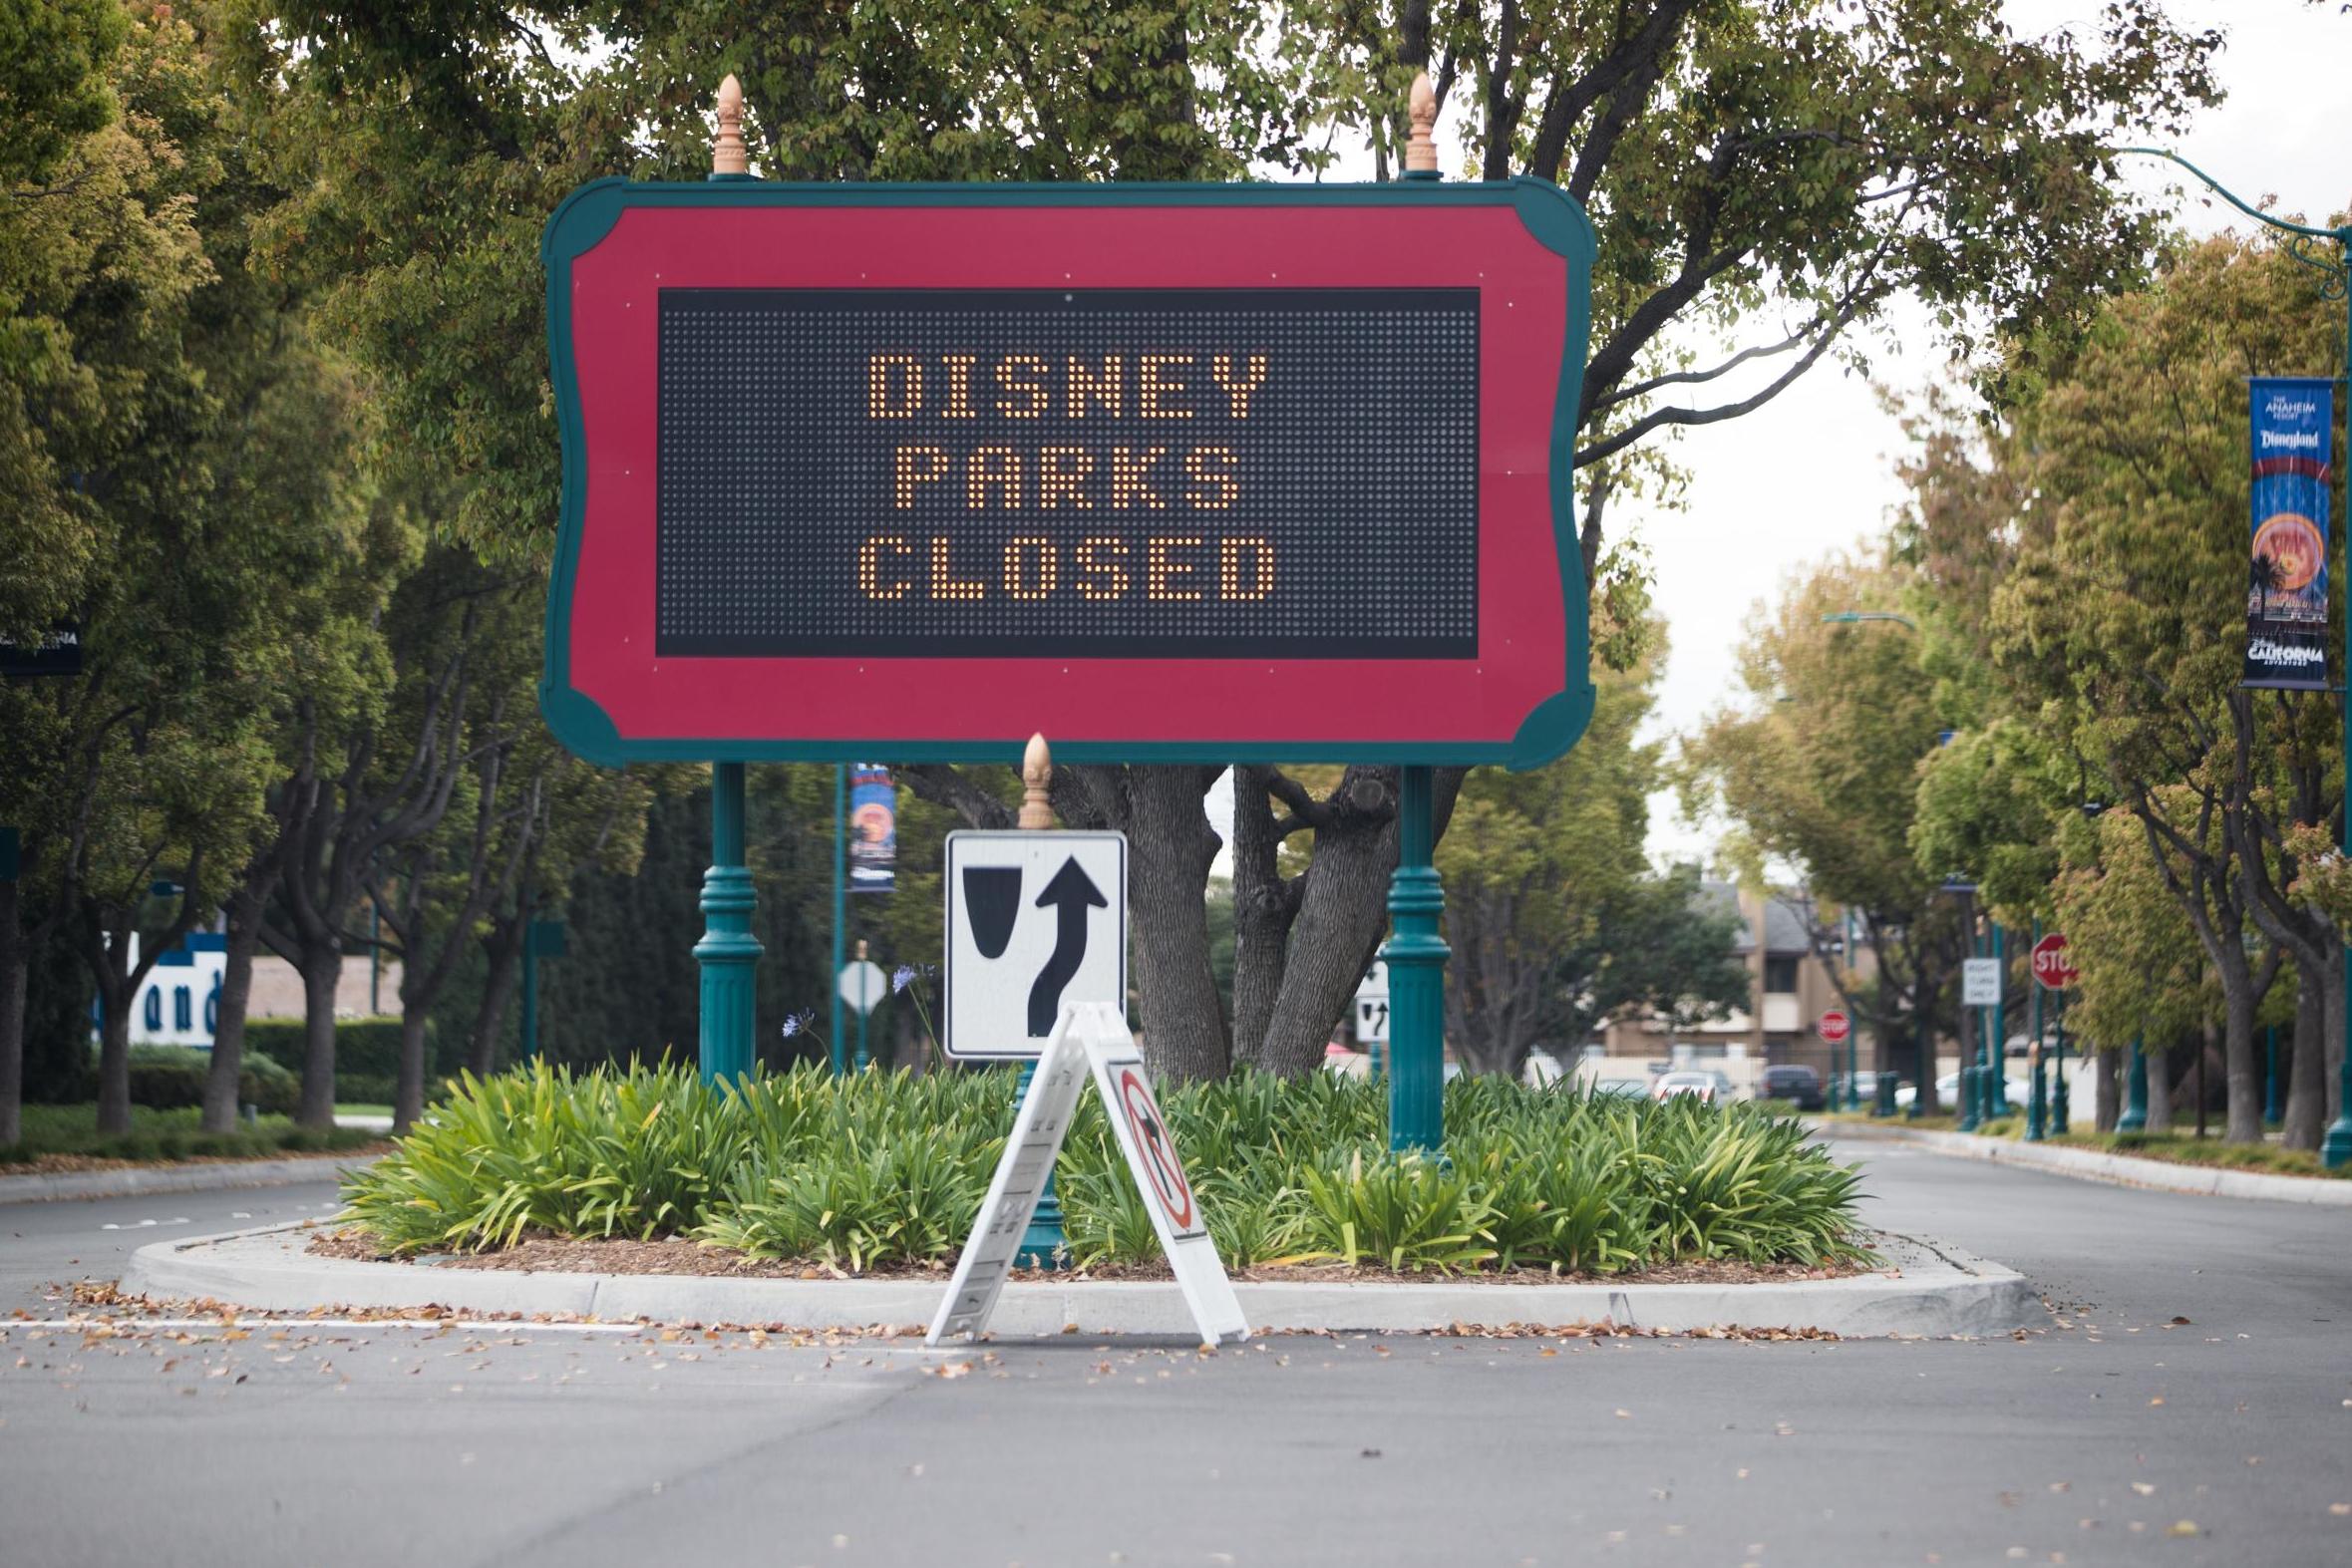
245 1017 469 1102
243 1017 411 1080
342 1064 1869 1276
2 1103 379 1165
124 1047 300 1115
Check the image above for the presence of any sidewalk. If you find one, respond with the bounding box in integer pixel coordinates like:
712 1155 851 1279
1821 1118 2352 1206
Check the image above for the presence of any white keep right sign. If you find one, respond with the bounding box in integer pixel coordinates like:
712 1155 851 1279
943 830 1127 1062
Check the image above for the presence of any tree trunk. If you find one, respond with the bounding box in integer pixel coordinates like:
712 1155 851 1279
1227 767 1297 1067
0 877 22 1148
1254 811 1398 1078
296 946 341 1128
200 883 264 1133
1125 768 1229 1081
1250 769 1466 1078
2142 1041 2173 1135
2095 1047 2119 1133
393 1006 430 1133
93 950 133 1137
2284 969 2324 1150
468 918 526 1078
1914 1022 1941 1117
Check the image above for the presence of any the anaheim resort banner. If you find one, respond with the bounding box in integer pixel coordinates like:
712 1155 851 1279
2244 376 2336 690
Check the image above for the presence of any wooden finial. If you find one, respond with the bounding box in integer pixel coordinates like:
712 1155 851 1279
1019 734 1055 829
1404 72 1439 175
855 938 868 961
712 74 748 175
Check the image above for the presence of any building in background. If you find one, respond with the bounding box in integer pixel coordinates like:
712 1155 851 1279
117 930 400 1049
1596 881 1870 1089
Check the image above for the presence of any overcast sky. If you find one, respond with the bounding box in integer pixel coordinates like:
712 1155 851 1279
1637 0 2350 864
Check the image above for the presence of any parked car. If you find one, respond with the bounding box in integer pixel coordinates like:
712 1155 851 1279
1586 1075 1653 1102
1894 1071 2028 1110
1756 1064 1827 1110
1652 1071 1720 1105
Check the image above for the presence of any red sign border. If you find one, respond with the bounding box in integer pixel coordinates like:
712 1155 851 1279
538 178 1596 770
1116 1067 1196 1235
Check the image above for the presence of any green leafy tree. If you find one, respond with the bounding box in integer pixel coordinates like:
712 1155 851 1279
1990 229 2341 1143
4 8 379 1137
1684 553 1967 1109
1435 642 1741 1077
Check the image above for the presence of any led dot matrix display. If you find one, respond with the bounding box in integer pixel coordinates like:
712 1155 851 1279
655 288 1479 658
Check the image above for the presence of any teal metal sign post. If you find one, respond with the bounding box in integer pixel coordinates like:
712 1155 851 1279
2051 990 2069 1133
1385 765 1448 1153
2116 147 2352 1166
520 917 568 1063
695 761 760 1083
2118 1037 2149 1133
831 764 846 1076
1383 91 1451 1155
2027 918 2046 1141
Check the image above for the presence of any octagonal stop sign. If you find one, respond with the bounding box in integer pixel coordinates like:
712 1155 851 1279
1817 1010 1850 1044
2032 932 2079 991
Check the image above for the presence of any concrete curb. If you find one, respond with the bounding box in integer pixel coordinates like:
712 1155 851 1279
1822 1119 2352 1206
0 1154 376 1206
122 1223 2041 1339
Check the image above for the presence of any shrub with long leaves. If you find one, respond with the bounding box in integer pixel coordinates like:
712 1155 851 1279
341 1063 1869 1274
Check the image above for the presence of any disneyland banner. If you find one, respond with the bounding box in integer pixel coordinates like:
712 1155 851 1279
848 764 897 893
2244 377 2335 689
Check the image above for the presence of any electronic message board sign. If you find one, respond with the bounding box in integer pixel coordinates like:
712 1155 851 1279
541 180 1593 769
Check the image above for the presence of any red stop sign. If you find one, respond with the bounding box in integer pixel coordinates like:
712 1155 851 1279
1817 1010 1850 1044
2032 933 2078 990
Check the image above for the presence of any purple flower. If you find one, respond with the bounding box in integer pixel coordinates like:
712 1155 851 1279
780 1010 817 1040
891 965 919 995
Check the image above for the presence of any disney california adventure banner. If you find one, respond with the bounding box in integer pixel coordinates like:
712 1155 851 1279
2244 377 2336 690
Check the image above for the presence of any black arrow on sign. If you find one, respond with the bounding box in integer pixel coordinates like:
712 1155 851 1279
1027 856 1108 1036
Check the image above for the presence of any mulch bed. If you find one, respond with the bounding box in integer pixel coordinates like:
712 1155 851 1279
307 1228 1877 1288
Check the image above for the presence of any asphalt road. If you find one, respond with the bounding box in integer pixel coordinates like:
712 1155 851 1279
2 1141 2348 1568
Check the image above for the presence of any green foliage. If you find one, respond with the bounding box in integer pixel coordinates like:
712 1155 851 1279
244 1018 421 1081
121 1045 296 1115
0 1101 378 1165
0 0 127 186
1439 630 1746 1076
340 1064 1870 1276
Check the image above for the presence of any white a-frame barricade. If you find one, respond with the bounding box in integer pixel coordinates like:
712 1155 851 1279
927 1001 1249 1347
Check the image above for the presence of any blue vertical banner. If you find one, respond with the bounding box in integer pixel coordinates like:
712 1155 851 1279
2244 377 2335 689
848 764 896 893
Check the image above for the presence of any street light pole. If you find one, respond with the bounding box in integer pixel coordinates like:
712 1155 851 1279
2114 148 2352 1165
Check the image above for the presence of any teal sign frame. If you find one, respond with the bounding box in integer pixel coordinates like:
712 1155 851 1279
539 176 1595 772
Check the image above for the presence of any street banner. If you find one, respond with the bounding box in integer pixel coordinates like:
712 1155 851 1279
2244 377 2335 690
848 763 896 893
